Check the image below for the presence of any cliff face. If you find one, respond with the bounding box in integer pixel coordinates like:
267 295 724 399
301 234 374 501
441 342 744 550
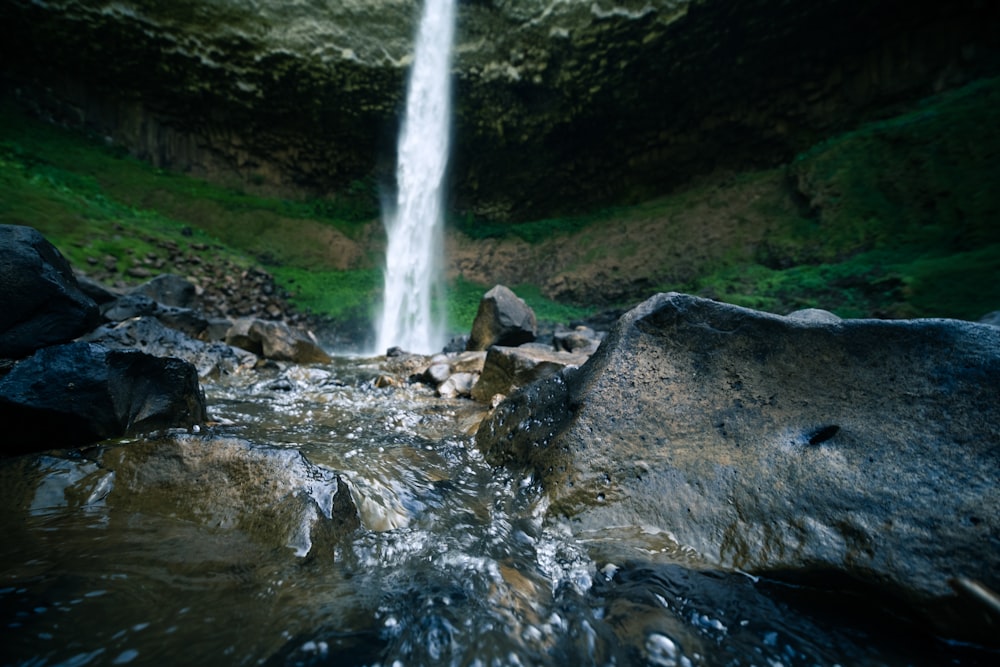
2 0 997 220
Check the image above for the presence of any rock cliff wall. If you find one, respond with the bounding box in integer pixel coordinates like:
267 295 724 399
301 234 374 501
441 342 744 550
2 0 998 219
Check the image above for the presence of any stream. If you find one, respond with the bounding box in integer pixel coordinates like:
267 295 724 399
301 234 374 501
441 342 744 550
1 355 994 666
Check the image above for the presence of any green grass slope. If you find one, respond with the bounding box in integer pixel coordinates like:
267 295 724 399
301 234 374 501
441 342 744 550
3 76 998 339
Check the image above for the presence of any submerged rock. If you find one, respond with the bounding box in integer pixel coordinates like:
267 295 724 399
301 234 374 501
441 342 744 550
0 435 360 558
476 292 1000 641
0 224 100 359
0 342 206 456
99 435 360 557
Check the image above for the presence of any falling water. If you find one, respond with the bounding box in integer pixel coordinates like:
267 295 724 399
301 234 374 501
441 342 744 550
376 0 456 355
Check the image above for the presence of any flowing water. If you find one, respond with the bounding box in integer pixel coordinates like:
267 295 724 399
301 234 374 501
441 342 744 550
2 357 996 667
376 0 455 355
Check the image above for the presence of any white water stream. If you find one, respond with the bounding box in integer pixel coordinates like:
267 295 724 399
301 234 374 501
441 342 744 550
376 0 456 355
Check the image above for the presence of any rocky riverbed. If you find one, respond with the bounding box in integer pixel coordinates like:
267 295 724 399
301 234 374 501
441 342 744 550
2 224 999 665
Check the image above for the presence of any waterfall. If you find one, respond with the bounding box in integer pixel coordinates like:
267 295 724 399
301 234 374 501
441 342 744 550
375 0 456 355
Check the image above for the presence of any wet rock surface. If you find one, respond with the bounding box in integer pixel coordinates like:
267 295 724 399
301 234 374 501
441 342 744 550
226 318 332 365
0 342 207 456
0 224 100 359
82 316 256 379
476 292 1000 641
470 344 590 404
98 435 361 558
466 284 538 351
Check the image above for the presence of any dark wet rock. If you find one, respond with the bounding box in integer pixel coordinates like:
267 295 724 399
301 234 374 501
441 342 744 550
204 317 235 342
421 360 453 386
129 273 198 309
466 285 537 352
0 224 100 359
101 293 209 338
470 344 590 404
0 435 360 559
0 342 206 456
73 271 123 305
82 316 255 378
443 335 470 354
98 435 360 557
226 318 331 364
476 292 1000 641
100 293 160 321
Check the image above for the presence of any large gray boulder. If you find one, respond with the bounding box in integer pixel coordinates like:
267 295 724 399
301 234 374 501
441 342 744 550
466 285 537 351
476 292 1000 640
101 292 209 338
0 342 207 456
0 225 100 359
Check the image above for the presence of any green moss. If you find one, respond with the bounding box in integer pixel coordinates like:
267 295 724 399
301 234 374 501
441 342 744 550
0 101 377 318
0 102 376 264
3 75 998 332
269 267 381 320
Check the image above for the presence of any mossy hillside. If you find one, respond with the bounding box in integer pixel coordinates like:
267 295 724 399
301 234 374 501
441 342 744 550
3 75 998 335
0 104 587 333
762 76 1000 319
0 103 385 318
0 102 377 259
463 77 1000 321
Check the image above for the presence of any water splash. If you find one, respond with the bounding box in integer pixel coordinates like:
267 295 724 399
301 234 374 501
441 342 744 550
376 0 456 355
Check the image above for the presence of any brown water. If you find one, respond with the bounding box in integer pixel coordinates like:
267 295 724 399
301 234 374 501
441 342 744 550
1 356 995 666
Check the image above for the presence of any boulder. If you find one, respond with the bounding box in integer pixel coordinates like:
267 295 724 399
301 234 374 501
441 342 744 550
82 316 256 378
101 293 209 338
73 271 123 305
470 344 591 404
226 318 331 364
476 292 1000 641
129 273 198 309
466 285 537 351
0 225 100 359
450 350 487 374
0 342 207 456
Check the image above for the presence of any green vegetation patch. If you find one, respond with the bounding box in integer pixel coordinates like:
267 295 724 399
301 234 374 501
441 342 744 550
0 137 237 274
445 277 597 334
269 266 381 321
0 103 377 272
